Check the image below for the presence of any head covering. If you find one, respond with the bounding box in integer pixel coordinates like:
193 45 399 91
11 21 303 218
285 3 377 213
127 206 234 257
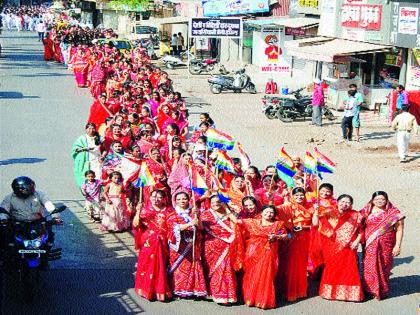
313 78 322 84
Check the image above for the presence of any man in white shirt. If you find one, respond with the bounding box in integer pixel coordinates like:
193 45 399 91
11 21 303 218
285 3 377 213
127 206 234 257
391 106 419 162
36 20 47 41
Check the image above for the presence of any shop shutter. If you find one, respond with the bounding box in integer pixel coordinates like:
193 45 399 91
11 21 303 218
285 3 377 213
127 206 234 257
293 57 306 71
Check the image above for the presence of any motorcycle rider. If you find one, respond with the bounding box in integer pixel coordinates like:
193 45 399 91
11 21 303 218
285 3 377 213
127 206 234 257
0 176 62 249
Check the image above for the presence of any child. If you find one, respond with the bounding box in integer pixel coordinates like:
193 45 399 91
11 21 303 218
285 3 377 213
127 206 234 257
341 90 358 141
81 170 103 222
101 171 130 232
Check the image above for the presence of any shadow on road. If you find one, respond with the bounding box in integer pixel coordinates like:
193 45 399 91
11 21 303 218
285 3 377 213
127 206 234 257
388 275 420 299
17 72 72 78
0 158 47 166
0 91 40 99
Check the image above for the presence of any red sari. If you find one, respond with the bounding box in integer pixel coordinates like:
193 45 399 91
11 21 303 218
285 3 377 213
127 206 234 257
43 38 54 61
134 204 172 301
201 209 237 303
73 54 88 87
360 202 404 300
239 218 286 309
318 210 364 301
277 201 312 301
166 208 207 297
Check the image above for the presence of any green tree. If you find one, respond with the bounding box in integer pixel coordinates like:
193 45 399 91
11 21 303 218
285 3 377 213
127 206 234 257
109 0 150 11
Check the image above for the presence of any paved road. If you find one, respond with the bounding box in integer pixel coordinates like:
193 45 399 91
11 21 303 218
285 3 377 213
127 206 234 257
0 31 418 315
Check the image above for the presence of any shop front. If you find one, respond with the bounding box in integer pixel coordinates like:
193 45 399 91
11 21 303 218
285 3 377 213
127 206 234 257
285 37 392 109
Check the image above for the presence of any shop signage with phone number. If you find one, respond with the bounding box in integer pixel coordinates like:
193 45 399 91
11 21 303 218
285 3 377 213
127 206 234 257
341 4 382 30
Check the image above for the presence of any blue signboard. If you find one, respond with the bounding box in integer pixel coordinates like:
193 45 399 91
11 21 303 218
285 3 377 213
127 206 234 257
202 0 270 17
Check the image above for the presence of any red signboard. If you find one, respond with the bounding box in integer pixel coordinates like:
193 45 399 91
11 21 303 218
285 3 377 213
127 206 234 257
341 4 382 30
285 27 306 36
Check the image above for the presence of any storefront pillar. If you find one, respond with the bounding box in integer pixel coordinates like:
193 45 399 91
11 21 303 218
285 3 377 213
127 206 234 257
370 53 376 86
399 48 408 86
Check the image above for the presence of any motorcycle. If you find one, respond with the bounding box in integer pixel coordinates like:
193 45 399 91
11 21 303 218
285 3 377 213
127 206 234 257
262 88 335 122
0 205 66 302
188 58 227 75
208 68 257 94
163 51 193 69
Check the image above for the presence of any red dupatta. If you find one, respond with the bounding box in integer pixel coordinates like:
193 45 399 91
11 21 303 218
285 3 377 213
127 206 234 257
360 202 405 248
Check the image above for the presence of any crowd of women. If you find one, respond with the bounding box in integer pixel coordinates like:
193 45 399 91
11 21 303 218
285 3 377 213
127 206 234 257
50 21 408 309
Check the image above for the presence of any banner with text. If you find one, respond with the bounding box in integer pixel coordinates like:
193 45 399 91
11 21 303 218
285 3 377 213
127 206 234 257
189 18 242 38
259 29 291 75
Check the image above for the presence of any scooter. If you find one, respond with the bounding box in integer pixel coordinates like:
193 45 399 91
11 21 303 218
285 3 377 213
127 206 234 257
188 58 227 75
208 67 257 94
163 51 193 69
262 88 335 122
0 205 66 302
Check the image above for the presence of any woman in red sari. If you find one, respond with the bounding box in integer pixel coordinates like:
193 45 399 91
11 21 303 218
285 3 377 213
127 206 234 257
201 195 237 304
312 194 364 302
277 187 313 302
72 48 89 87
167 192 207 298
42 33 54 61
254 174 285 207
133 190 172 301
360 191 405 300
238 205 288 309
238 196 260 219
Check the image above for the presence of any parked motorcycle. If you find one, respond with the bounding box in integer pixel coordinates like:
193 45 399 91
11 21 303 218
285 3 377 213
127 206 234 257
0 205 66 302
188 58 227 75
163 51 193 69
262 88 335 122
208 68 257 94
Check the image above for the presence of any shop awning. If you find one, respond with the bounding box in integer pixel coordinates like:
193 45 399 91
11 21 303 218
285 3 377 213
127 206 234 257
244 17 319 29
285 37 392 63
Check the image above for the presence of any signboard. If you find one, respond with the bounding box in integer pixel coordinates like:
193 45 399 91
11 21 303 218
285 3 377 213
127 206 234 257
285 27 306 36
295 0 320 15
202 0 269 17
342 28 365 41
189 18 242 38
398 7 418 35
341 4 382 30
259 29 291 75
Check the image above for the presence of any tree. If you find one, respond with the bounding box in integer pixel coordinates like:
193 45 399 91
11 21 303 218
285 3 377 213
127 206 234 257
109 0 151 11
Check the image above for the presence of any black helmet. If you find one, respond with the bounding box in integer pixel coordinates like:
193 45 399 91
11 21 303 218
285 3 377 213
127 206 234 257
11 176 35 198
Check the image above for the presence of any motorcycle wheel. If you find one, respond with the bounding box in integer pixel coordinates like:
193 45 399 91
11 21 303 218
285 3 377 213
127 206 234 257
278 109 294 123
324 108 336 120
264 107 277 120
189 65 202 75
21 266 39 303
210 84 222 94
206 64 215 72
165 62 174 70
246 84 257 94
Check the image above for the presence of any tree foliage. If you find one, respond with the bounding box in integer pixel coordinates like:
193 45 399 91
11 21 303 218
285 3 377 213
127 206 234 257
109 0 150 11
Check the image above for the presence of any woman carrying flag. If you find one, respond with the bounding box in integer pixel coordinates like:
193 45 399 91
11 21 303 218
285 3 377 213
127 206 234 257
277 187 313 302
201 195 238 304
167 191 207 298
133 190 173 301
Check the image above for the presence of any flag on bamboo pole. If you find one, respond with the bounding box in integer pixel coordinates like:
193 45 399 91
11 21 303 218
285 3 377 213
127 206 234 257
275 147 297 188
206 128 235 151
133 162 156 187
214 150 236 173
236 142 251 170
303 151 320 177
314 147 336 174
191 167 208 196
210 171 230 203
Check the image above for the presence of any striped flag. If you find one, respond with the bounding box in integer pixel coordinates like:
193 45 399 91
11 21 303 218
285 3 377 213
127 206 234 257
206 128 235 151
275 147 297 188
133 162 156 188
214 150 236 173
191 167 208 196
314 147 336 174
210 171 230 203
237 142 251 170
303 151 319 176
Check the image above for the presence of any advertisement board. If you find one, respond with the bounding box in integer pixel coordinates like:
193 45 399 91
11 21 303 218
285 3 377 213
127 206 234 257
189 18 242 38
259 29 291 75
398 7 418 35
202 0 269 17
341 4 382 30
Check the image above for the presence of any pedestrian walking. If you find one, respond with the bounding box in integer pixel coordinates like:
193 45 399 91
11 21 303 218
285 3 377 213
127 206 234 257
311 78 325 126
341 90 358 142
391 106 418 162
348 84 363 141
81 170 103 222
36 20 46 41
171 34 178 55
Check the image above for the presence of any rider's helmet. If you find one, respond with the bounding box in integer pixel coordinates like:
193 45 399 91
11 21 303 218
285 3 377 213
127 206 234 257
11 176 36 198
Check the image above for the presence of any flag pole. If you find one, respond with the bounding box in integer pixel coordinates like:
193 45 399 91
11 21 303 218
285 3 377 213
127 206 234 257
189 165 197 263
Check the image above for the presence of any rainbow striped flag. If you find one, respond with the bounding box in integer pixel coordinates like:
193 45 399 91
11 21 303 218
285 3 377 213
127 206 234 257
214 150 236 173
133 162 156 188
206 128 235 151
303 151 319 176
210 171 230 203
237 142 251 170
314 147 336 174
191 167 208 196
275 147 297 188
